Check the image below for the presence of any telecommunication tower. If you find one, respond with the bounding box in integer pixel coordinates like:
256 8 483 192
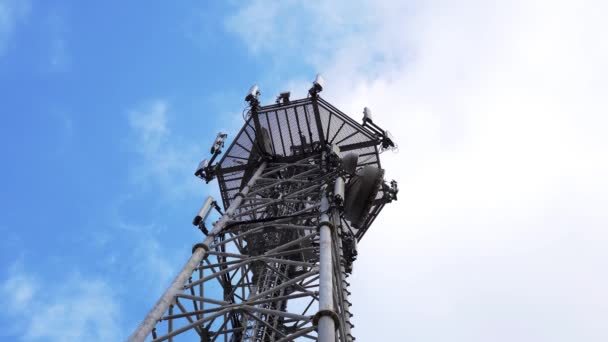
128 76 398 342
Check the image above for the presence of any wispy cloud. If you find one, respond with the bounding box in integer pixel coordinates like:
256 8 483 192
127 100 203 199
0 0 30 56
0 262 122 341
47 11 69 72
129 100 169 149
1 263 36 309
112 218 181 287
134 236 181 292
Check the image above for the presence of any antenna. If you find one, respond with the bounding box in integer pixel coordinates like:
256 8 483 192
194 132 228 183
309 73 325 97
362 107 397 152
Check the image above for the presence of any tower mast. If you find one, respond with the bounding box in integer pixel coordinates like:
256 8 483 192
127 77 398 342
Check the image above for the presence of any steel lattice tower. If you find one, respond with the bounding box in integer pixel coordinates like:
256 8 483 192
128 77 398 342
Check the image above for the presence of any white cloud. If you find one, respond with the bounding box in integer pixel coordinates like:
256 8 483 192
112 218 182 292
0 263 122 341
128 100 204 198
134 236 181 293
47 11 69 72
227 1 608 340
0 0 30 56
1 264 36 308
129 100 168 149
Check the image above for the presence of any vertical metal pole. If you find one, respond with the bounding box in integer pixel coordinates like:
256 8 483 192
318 211 335 341
332 172 353 341
337 235 353 341
126 162 267 342
199 267 204 316
168 304 174 342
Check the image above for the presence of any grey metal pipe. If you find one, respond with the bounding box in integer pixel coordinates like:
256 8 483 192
334 176 345 206
318 212 335 341
337 234 353 341
126 162 267 342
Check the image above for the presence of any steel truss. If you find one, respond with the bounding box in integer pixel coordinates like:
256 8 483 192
129 153 358 342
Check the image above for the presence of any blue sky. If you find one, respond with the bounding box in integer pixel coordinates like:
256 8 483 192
1 0 608 341
0 1 291 340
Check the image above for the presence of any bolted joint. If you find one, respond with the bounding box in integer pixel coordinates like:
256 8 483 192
192 242 210 254
312 309 341 329
317 217 334 233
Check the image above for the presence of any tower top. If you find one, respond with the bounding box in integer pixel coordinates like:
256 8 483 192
214 92 395 240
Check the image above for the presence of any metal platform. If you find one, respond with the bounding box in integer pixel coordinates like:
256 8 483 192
216 97 387 240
